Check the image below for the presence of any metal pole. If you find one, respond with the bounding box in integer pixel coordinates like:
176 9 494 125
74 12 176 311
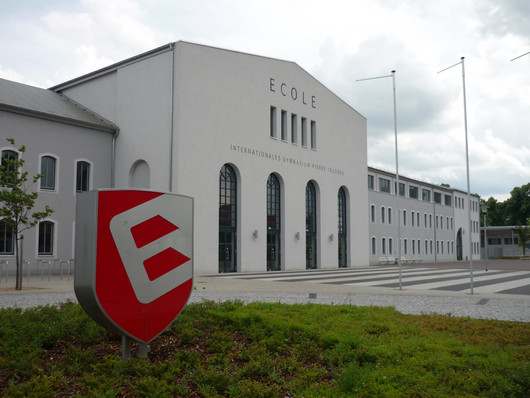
391 71 402 290
357 71 402 290
438 57 474 294
461 57 474 294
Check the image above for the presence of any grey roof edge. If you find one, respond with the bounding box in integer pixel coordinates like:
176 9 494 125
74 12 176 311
0 102 117 134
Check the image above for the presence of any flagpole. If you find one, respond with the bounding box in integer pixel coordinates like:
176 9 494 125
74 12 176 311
357 71 402 290
438 57 474 294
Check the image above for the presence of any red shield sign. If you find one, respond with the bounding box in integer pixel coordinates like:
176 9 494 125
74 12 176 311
75 190 193 343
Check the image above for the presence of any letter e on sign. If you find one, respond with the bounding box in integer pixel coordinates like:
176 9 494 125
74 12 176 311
74 189 193 343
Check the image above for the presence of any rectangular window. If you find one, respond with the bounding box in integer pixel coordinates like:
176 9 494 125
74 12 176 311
291 113 298 144
399 182 405 196
76 161 90 192
0 221 14 254
388 208 392 224
368 175 374 190
310 120 316 149
40 156 56 190
422 189 431 202
409 186 418 199
281 110 287 141
301 117 307 147
270 106 277 138
444 194 452 206
434 192 442 204
379 178 391 193
38 221 54 255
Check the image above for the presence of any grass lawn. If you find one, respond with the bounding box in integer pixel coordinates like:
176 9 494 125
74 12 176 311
0 300 528 397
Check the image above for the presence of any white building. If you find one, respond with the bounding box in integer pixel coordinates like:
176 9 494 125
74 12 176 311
2 42 369 275
1 41 481 277
368 166 481 264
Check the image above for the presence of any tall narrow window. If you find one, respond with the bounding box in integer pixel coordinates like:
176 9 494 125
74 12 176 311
270 106 277 138
281 110 287 141
338 187 347 268
219 165 237 273
291 113 298 144
0 221 14 254
371 237 376 255
40 156 56 190
306 181 317 269
310 120 316 149
38 221 54 255
388 207 392 224
301 117 307 147
76 161 90 192
381 206 385 224
267 174 281 271
389 238 393 255
1 149 17 171
370 205 375 223
382 238 386 255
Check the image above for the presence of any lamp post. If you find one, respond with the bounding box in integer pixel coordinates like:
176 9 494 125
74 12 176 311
482 205 488 271
357 71 402 290
438 57 474 294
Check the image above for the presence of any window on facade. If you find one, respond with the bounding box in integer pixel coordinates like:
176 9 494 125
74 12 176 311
370 205 375 223
310 120 317 149
409 186 418 199
388 207 392 225
379 178 390 193
76 161 90 192
0 221 14 255
1 149 17 171
424 240 428 254
404 239 408 255
382 238 386 255
301 117 307 147
422 189 431 202
388 238 393 255
381 206 385 223
399 182 405 196
412 239 415 255
444 194 452 206
371 237 376 255
219 164 237 273
434 192 442 204
291 113 297 144
411 211 415 227
403 210 407 226
270 106 277 138
38 221 54 255
281 110 287 141
267 174 281 231
368 175 374 190
40 156 56 190
424 213 427 228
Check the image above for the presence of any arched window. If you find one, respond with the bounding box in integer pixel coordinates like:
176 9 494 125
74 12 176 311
40 155 57 190
0 221 14 255
267 174 281 271
38 221 54 255
76 161 91 192
219 165 237 273
306 181 317 269
338 187 347 268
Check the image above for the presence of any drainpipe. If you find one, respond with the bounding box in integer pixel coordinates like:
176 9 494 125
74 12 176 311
168 43 175 192
111 127 120 188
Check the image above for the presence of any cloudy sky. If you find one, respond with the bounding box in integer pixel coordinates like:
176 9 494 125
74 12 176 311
1 0 529 201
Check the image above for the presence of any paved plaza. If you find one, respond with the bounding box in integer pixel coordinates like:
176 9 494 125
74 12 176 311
1 259 529 322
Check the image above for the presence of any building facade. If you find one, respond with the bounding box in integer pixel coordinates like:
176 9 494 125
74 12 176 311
2 42 369 275
0 78 116 274
368 167 481 264
1 42 482 277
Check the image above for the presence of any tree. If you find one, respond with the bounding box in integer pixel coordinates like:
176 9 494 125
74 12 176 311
0 138 53 290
